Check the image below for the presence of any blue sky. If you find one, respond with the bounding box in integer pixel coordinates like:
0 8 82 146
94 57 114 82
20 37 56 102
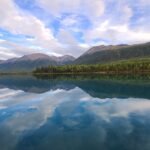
0 0 150 59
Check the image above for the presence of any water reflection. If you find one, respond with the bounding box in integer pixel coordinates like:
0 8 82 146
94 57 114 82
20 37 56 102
0 75 150 98
0 75 150 150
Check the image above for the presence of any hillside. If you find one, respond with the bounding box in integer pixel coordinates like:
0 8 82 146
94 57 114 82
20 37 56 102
74 42 150 64
0 42 150 73
33 57 150 74
0 53 75 73
0 60 4 64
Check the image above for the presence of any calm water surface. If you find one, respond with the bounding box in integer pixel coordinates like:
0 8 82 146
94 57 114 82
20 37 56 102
0 75 150 150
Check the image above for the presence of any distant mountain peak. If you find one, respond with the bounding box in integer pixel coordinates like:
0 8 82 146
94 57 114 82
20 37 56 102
18 53 51 61
83 44 129 56
15 53 75 62
0 53 75 73
57 55 75 65
59 55 75 60
0 60 4 64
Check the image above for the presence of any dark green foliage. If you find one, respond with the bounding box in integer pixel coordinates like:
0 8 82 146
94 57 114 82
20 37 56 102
33 57 150 74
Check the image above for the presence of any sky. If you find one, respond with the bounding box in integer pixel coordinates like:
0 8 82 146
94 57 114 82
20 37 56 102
0 0 150 59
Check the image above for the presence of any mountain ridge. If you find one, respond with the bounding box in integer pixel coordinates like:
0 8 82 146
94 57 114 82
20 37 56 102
0 42 150 73
82 44 129 56
74 42 150 64
0 53 75 73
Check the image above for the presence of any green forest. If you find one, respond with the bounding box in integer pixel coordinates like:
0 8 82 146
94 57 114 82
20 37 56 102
33 57 150 74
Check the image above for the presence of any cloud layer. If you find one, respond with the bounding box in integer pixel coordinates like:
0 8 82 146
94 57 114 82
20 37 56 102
0 0 150 59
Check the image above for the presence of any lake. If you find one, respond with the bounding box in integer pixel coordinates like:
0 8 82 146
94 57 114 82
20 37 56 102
0 75 150 150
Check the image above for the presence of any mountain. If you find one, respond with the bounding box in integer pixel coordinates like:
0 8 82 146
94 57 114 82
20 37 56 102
83 44 129 56
57 55 75 65
74 42 150 64
0 53 75 73
17 53 51 61
0 60 4 64
0 42 150 73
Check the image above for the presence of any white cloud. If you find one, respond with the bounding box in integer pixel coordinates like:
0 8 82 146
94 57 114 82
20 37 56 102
85 21 150 45
0 47 19 60
139 0 150 5
0 0 149 59
82 0 105 20
57 29 89 56
61 17 77 27
37 0 105 20
122 5 133 22
0 40 42 59
0 0 92 58
0 0 50 38
0 0 63 56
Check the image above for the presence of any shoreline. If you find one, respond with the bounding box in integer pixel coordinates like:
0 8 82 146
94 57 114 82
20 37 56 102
0 71 150 76
33 71 150 75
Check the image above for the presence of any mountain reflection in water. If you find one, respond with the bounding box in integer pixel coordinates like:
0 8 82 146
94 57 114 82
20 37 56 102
0 75 150 150
0 74 150 98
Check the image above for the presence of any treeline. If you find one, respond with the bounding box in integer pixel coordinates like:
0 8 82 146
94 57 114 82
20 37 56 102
33 58 150 74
